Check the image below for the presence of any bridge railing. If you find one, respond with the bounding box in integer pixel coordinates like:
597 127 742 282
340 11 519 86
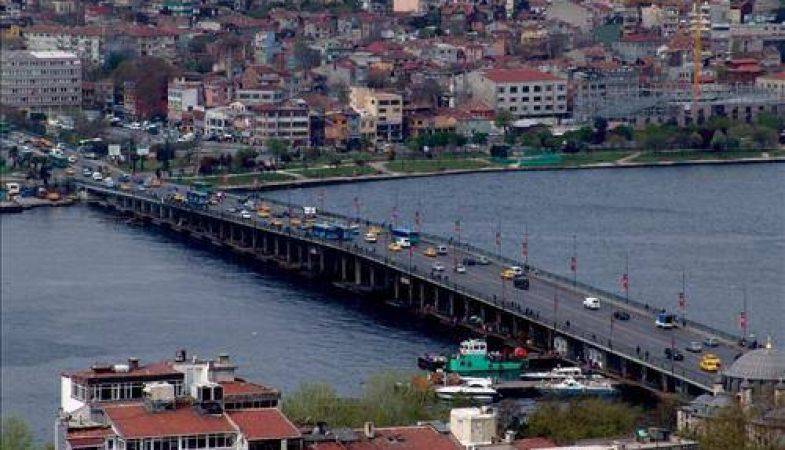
254 193 739 344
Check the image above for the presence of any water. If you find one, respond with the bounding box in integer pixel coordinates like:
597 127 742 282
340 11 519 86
266 164 785 341
1 207 452 440
2 163 783 440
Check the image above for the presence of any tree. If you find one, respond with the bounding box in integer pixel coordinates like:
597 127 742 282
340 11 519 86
156 140 175 174
293 39 321 71
695 404 750 450
471 132 488 145
113 57 179 119
1 417 35 450
592 117 608 144
267 139 289 162
710 130 728 151
524 399 641 444
495 110 513 135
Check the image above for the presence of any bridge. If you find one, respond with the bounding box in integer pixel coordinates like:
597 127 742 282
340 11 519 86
77 180 748 395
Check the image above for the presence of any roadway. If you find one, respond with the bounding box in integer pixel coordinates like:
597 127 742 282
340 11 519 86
77 175 748 390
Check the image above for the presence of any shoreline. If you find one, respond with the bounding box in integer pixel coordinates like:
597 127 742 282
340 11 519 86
217 155 785 191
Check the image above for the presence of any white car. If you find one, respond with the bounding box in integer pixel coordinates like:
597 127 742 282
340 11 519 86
92 171 104 181
104 177 114 188
396 237 411 248
508 266 524 276
432 262 445 272
240 210 252 219
583 297 601 310
454 264 467 274
364 233 378 243
437 245 448 255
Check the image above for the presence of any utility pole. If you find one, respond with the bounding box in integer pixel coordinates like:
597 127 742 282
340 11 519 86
679 270 687 326
522 224 528 265
570 234 577 287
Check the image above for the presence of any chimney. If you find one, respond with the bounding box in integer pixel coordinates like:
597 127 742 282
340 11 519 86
217 353 230 365
738 379 753 410
363 422 375 439
175 349 187 362
128 357 140 371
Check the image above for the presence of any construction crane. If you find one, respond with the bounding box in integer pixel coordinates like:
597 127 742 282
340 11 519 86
690 1 708 120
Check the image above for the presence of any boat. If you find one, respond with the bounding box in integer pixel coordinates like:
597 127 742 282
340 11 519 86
445 339 527 377
536 376 617 397
520 366 585 381
418 354 448 371
435 377 498 403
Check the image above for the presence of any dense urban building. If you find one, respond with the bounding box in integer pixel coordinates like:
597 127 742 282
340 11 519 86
0 50 81 111
466 68 568 123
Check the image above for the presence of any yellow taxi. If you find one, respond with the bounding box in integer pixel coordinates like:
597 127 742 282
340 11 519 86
257 209 271 218
699 353 722 372
500 268 517 280
423 247 437 257
173 193 185 203
388 242 402 252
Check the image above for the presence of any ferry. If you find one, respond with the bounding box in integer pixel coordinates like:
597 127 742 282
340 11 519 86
435 377 498 403
520 366 584 381
445 339 527 377
536 376 617 397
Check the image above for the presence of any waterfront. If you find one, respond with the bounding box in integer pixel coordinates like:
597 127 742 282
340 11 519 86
2 163 783 441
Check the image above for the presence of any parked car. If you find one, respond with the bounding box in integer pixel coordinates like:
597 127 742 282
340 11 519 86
686 341 703 353
583 297 600 310
613 310 631 321
664 347 684 361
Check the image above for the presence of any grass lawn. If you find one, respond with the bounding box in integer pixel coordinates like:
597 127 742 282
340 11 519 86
385 158 493 173
632 149 785 163
290 165 378 178
184 172 295 186
558 151 634 166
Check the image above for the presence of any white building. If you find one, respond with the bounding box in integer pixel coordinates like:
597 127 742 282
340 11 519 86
467 68 567 121
0 50 82 112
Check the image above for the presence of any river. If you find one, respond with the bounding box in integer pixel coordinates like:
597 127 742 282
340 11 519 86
2 163 783 440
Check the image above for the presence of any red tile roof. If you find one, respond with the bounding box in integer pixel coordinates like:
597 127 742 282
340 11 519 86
64 361 182 383
103 404 236 439
227 409 300 441
760 71 785 80
482 68 562 83
67 427 114 448
219 379 279 397
512 437 557 449
310 426 460 450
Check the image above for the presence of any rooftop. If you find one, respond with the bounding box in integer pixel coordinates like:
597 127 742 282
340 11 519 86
310 426 460 450
724 345 785 381
64 360 182 383
481 68 562 83
219 379 279 398
227 409 300 441
103 404 236 439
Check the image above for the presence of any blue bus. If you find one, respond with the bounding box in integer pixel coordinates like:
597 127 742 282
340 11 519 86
391 226 420 244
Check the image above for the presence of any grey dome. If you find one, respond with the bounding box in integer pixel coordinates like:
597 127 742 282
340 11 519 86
725 347 785 381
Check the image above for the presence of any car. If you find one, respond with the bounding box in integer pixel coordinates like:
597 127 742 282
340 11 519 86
119 183 132 191
686 341 703 353
388 242 402 252
82 167 92 177
436 245 448 255
136 185 147 192
67 155 77 164
104 177 114 188
613 310 631 321
513 277 530 290
396 237 412 248
500 269 517 280
119 174 131 182
423 247 437 257
240 210 252 219
462 257 477 266
364 233 378 243
704 337 720 348
64 168 75 175
583 297 600 310
92 171 103 181
454 264 467 274
664 347 684 361
477 256 490 265
508 266 524 276
699 353 722 372
432 263 445 272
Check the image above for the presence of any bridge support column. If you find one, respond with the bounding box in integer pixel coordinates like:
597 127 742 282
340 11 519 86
641 366 648 386
298 245 303 265
355 259 362 285
433 287 440 313
369 267 375 288
274 238 280 257
419 283 426 310
319 252 325 273
621 360 628 379
251 232 257 250
263 235 269 254
394 278 400 300
448 293 455 317
286 241 292 262
511 316 518 338
341 257 348 281
661 373 669 393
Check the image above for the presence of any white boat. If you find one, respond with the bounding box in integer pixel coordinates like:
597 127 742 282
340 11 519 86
520 366 584 381
536 376 617 397
435 377 498 403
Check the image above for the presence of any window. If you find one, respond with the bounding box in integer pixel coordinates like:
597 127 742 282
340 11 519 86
497 87 505 93
522 86 529 93
509 86 518 93
546 85 552 91
533 86 541 92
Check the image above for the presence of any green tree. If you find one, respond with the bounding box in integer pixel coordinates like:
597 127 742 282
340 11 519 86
156 139 175 174
471 132 488 145
267 139 289 163
494 110 513 136
710 130 728 151
695 404 750 450
1 417 35 450
525 399 641 445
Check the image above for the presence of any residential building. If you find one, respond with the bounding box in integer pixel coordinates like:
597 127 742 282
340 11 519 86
250 99 311 147
611 33 660 63
466 68 567 122
0 50 82 112
253 31 280 65
168 77 203 123
349 87 403 141
756 72 785 98
24 24 107 65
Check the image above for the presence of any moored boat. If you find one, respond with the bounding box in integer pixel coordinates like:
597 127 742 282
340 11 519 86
435 377 498 403
536 376 617 397
520 366 584 381
445 339 527 377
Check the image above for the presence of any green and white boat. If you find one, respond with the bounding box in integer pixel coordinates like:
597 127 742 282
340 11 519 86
446 339 527 378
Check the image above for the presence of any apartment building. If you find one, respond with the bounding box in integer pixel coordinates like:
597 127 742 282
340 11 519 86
349 87 403 141
24 24 107 65
168 77 203 123
756 72 785 98
250 99 310 147
467 68 567 121
0 50 82 112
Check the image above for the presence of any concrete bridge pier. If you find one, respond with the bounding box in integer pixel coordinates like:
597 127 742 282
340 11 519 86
355 259 362 285
448 293 455 317
341 257 348 281
433 287 440 313
368 266 376 288
419 283 426 310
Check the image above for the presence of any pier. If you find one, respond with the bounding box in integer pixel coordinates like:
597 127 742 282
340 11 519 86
77 181 748 395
